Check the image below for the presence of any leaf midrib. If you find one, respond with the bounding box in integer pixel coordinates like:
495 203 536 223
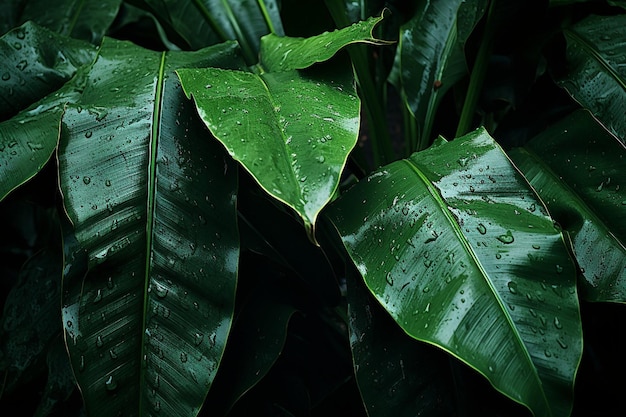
139 50 167 415
401 157 547 406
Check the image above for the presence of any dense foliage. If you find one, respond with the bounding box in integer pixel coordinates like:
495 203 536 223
1 1 625 416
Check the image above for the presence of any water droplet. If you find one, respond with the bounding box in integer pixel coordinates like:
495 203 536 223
476 223 487 234
299 176 307 182
109 348 118 359
79 355 85 371
422 286 430 293
194 333 204 346
105 179 111 187
495 253 502 259
596 182 604 192
180 352 188 363
105 375 117 391
557 337 568 349
555 264 563 274
2 73 10 81
154 401 161 412
532 244 541 250
205 84 212 88
385 272 394 286
93 289 102 303
496 231 514 244
457 157 469 167
544 349 552 357
16 60 27 71
507 281 518 294
96 335 104 348
553 316 562 329
83 176 91 185
155 285 168 298
316 155 325 163
85 131 92 138
27 141 44 151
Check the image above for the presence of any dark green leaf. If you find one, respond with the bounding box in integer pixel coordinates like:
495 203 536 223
177 64 360 240
58 38 243 417
508 109 626 303
0 21 96 120
327 128 582 417
558 14 626 143
389 0 487 147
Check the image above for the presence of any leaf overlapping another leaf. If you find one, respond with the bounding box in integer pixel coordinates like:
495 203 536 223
327 128 582 417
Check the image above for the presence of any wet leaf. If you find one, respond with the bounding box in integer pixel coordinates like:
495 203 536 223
327 127 582 417
58 38 243 417
509 109 626 303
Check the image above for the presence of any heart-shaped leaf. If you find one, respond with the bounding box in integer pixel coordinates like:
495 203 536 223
58 38 243 417
327 128 582 417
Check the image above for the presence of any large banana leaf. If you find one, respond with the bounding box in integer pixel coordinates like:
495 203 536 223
327 128 582 417
508 109 626 303
177 16 387 240
389 0 487 150
58 38 244 417
140 0 283 64
558 13 626 143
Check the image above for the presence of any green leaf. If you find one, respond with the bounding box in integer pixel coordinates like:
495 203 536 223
177 64 360 241
0 22 96 120
558 14 626 143
141 0 284 64
58 38 243 417
3 0 122 43
327 128 582 417
389 0 487 149
259 13 390 72
508 109 626 303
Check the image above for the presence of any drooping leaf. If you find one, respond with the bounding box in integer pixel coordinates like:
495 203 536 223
259 13 391 72
177 64 360 241
0 21 96 120
2 0 122 43
327 128 582 417
557 13 626 143
58 38 244 417
508 109 626 303
389 0 487 149
140 0 284 64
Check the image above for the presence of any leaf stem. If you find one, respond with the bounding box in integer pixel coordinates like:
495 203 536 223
455 0 497 137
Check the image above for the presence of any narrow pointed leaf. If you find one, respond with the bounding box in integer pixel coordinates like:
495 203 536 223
177 65 360 239
509 109 626 303
10 0 122 43
558 14 626 143
141 0 283 64
0 21 96 120
327 128 582 417
58 38 244 417
389 0 486 146
259 13 391 72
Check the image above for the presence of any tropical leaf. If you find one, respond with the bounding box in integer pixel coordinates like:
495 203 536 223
508 109 626 303
327 128 582 417
58 38 244 417
139 0 284 64
1 0 122 43
259 13 390 72
557 13 626 143
389 0 487 150
0 21 96 120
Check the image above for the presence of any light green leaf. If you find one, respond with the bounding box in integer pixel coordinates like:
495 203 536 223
177 65 360 241
558 14 626 143
327 128 582 417
259 13 390 72
58 38 243 417
389 0 487 148
0 21 96 120
141 0 284 64
509 109 626 303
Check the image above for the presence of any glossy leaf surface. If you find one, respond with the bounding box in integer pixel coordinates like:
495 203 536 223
327 128 582 417
509 109 626 303
0 21 96 119
58 38 243 417
259 13 389 72
558 14 626 142
142 0 283 63
178 65 360 239
389 0 487 147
